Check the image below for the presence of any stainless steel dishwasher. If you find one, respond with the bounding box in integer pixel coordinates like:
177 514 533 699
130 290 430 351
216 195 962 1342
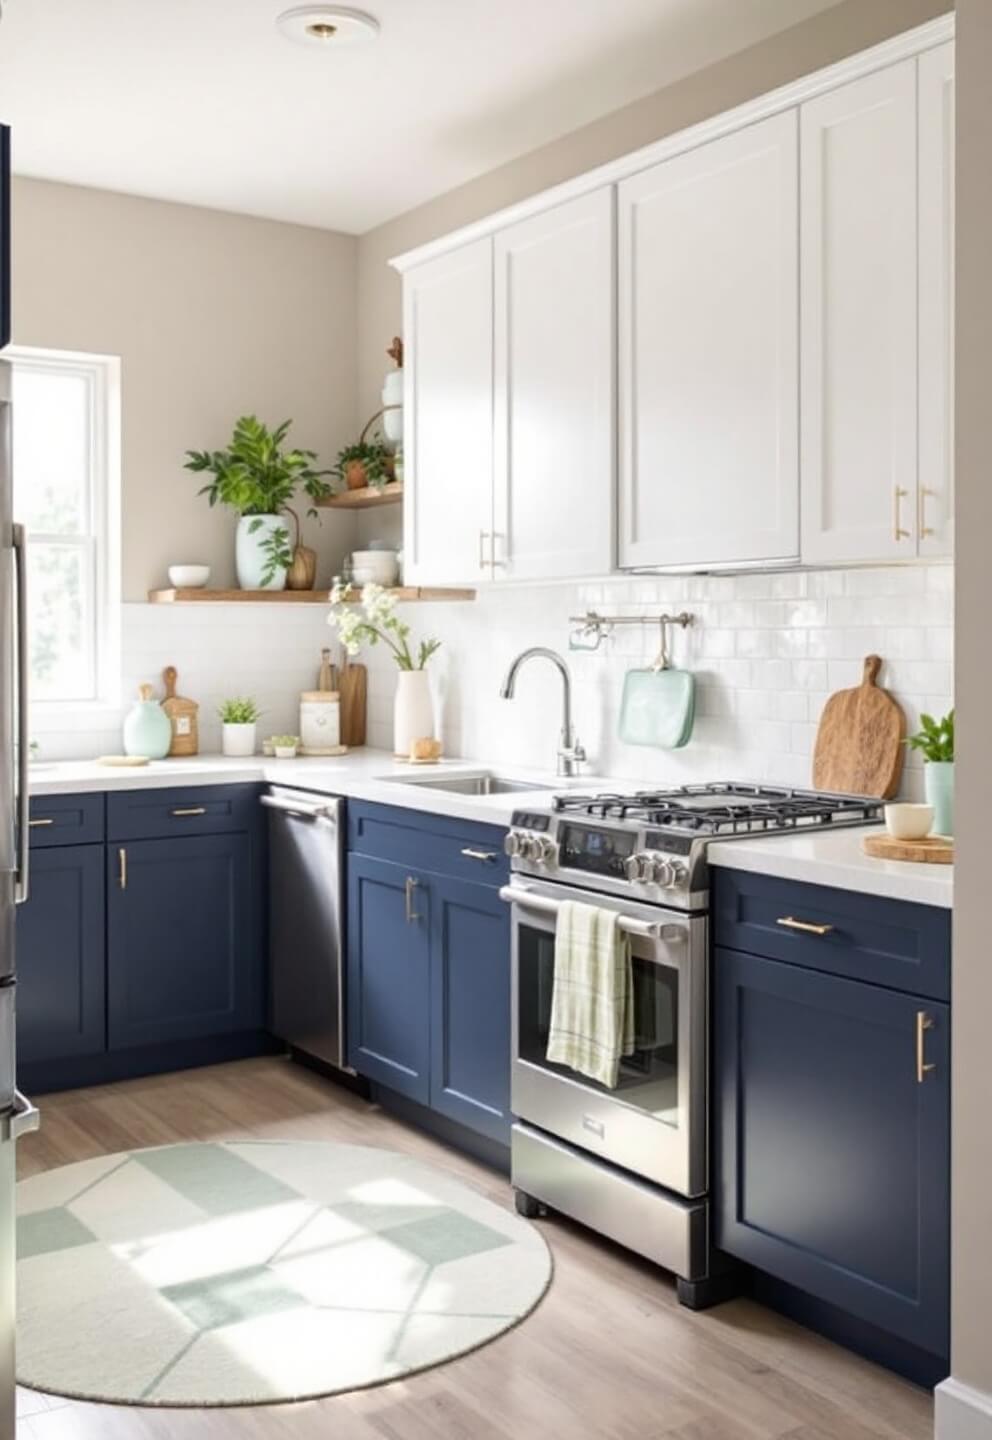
262 786 350 1071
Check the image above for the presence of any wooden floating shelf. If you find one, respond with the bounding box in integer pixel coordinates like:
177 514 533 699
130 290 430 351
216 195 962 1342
318 481 403 510
148 585 475 604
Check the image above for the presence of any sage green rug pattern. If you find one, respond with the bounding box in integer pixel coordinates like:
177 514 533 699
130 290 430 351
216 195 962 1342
15 1140 552 1407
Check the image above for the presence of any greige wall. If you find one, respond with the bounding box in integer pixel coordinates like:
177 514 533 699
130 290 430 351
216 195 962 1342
948 0 992 1413
12 178 358 599
355 0 951 430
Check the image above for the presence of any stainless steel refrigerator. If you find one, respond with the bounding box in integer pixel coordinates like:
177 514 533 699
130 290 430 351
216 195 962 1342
0 120 41 1440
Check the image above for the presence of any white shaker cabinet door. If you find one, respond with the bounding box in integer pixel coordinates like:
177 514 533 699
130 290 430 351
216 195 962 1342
918 41 955 559
800 61 918 565
492 188 614 581
617 111 799 570
402 238 493 586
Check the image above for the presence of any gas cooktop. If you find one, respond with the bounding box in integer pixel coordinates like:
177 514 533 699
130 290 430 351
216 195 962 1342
506 782 884 909
550 782 882 834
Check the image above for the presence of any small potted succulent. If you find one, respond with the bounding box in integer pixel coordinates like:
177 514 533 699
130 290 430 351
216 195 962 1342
906 709 954 836
185 416 333 590
270 734 300 759
219 697 260 757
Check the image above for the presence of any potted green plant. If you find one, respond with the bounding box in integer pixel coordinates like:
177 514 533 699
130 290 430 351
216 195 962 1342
219 697 261 757
270 734 300 759
332 438 394 493
906 708 954 835
185 416 332 590
327 582 440 756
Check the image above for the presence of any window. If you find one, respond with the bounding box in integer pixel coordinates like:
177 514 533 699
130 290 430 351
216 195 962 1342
9 347 120 708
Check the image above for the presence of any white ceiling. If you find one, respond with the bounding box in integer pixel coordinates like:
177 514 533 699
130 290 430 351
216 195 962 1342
0 0 846 234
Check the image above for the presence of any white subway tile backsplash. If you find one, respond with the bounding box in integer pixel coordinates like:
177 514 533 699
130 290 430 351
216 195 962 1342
34 566 953 804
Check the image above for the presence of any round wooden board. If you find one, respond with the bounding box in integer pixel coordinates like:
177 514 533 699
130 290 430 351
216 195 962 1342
863 832 954 864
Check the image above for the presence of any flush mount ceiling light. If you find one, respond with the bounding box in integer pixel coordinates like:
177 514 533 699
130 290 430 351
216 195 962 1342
276 6 380 48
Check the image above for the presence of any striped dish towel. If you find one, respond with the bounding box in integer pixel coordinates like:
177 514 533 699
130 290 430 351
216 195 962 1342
545 901 633 1089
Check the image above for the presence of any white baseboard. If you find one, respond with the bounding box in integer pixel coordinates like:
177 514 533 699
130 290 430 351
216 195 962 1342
936 1378 992 1440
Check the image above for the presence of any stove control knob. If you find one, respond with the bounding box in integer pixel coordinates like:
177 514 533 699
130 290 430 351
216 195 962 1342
535 837 558 867
668 861 689 889
623 853 651 882
503 831 523 858
651 859 677 888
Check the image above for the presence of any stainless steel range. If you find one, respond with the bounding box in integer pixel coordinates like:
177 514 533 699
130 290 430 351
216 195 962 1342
500 782 882 1307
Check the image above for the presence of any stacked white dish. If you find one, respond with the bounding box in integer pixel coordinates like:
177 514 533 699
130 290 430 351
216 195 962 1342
351 550 399 586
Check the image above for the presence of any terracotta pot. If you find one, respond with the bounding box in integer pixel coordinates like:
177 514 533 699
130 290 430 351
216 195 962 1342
286 545 317 590
344 460 368 491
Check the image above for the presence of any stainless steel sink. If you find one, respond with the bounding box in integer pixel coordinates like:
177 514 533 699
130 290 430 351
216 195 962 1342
387 773 548 797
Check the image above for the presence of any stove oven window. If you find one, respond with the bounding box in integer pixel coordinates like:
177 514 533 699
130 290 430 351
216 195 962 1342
517 919 680 1124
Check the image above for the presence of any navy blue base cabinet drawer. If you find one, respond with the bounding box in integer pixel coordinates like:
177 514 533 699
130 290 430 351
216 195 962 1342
28 793 104 848
714 943 950 1363
108 784 259 842
347 802 511 1147
713 869 950 1001
16 845 106 1065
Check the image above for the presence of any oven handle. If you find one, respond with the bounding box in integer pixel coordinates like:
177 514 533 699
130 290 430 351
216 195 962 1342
499 884 683 942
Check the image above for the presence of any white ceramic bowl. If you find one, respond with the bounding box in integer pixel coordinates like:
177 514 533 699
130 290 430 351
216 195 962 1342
168 564 211 589
351 550 399 586
884 803 935 840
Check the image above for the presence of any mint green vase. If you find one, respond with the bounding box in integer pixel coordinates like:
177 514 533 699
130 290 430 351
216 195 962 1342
924 760 954 837
123 686 172 760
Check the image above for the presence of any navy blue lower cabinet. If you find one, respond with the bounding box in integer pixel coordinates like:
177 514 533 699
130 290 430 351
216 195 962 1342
16 844 106 1066
107 832 263 1050
713 945 950 1360
429 874 511 1145
347 854 431 1104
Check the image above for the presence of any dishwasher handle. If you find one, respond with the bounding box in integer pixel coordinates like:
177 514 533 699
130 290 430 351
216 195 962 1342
260 793 339 822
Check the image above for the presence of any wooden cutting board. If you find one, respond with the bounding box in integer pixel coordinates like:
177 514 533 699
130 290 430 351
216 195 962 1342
812 655 905 798
863 833 954 864
161 666 199 757
339 655 367 748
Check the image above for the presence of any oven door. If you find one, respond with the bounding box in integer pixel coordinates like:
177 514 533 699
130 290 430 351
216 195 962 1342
504 877 707 1198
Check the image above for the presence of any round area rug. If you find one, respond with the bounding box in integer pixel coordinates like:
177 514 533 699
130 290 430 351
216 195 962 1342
16 1140 551 1407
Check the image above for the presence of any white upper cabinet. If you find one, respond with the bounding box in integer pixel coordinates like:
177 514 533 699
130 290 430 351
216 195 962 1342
402 238 493 586
493 190 614 580
617 112 799 570
918 41 955 559
800 61 918 565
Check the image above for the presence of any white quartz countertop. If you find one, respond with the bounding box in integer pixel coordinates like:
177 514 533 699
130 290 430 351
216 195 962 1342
29 755 953 907
27 751 609 828
708 826 953 909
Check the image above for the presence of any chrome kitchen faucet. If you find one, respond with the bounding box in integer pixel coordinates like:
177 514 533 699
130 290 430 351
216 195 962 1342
498 647 586 777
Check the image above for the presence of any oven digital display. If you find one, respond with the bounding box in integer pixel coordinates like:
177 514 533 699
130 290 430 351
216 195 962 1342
559 824 637 876
645 831 693 855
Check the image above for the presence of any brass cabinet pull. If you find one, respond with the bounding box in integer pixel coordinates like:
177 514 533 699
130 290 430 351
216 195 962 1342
118 847 128 890
171 807 206 817
28 818 54 828
918 486 936 540
461 847 498 864
893 486 911 541
917 1011 936 1083
776 915 834 937
405 876 422 924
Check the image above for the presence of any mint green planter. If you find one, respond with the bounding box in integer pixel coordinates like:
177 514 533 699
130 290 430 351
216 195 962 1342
123 693 172 760
924 760 954 837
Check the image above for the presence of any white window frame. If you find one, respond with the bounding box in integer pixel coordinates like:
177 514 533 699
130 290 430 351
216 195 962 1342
7 345 121 722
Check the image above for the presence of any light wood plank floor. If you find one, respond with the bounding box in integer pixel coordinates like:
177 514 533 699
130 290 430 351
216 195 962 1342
13 1057 934 1440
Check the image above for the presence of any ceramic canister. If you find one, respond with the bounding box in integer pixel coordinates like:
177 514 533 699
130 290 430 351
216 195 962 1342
123 684 172 760
300 691 341 755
